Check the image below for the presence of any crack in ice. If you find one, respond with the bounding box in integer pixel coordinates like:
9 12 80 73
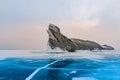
25 59 64 80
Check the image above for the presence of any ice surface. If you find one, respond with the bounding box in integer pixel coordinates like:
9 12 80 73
72 77 97 80
25 59 63 80
0 50 120 60
0 50 120 80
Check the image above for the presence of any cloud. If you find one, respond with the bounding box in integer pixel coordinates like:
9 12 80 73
0 0 120 27
0 0 120 50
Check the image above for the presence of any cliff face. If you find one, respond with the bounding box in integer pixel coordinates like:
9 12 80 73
47 24 114 52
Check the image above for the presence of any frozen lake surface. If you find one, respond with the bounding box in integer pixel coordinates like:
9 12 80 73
0 50 120 80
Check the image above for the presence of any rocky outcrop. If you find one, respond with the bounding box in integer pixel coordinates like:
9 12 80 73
47 24 114 52
102 45 114 50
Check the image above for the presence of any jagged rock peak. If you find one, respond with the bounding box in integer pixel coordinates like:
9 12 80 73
47 24 114 52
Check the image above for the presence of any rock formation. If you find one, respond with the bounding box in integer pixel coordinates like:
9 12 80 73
47 24 114 52
102 45 114 50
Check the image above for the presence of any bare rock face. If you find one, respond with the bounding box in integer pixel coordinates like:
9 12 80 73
47 24 114 52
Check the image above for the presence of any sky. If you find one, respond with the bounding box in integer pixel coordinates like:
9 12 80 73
0 0 120 50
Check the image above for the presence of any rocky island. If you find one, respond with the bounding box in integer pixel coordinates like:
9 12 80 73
47 24 114 52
